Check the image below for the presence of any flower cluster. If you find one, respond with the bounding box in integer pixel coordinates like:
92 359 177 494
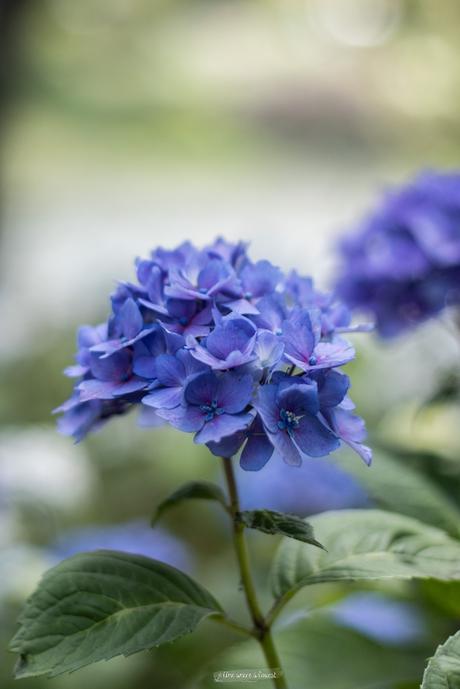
56 238 371 469
335 170 460 337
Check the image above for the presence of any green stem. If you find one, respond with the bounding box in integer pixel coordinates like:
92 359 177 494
221 457 288 689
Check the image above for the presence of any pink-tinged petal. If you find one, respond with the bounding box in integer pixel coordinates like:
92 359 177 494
156 405 204 432
142 386 183 409
292 415 339 457
194 412 253 444
311 340 355 370
346 440 373 465
283 352 309 371
267 428 302 466
77 379 118 401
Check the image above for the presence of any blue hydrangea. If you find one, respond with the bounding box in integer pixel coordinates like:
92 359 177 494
335 170 460 337
56 238 371 469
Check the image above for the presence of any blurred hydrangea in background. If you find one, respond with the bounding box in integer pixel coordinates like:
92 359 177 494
335 170 460 337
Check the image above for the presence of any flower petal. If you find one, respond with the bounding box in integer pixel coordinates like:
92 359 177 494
194 412 253 444
292 414 340 457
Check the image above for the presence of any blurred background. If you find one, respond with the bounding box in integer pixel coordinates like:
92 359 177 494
1 1 460 688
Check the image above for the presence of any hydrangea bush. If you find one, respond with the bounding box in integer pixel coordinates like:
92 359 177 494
10 236 460 689
335 170 460 337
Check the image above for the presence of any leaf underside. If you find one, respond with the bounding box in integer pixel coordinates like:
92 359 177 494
10 550 222 679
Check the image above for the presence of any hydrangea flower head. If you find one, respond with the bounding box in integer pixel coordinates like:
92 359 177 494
56 238 371 469
335 170 460 337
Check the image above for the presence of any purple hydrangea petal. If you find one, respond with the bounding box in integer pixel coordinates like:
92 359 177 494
254 330 284 368
216 372 253 414
89 350 131 382
184 370 219 407
142 386 183 409
317 371 350 408
254 384 280 434
206 316 256 360
277 382 319 417
194 412 253 444
206 430 247 458
77 379 119 401
291 415 340 457
155 354 186 387
267 428 302 466
240 418 274 471
156 404 205 432
112 378 148 397
120 298 143 339
225 298 260 315
132 355 157 379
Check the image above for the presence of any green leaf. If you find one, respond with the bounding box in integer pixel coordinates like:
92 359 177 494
204 614 425 689
152 480 228 525
421 630 460 689
340 449 460 537
239 509 324 549
271 509 460 599
10 550 222 679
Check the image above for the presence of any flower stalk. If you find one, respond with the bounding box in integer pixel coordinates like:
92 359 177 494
222 457 288 689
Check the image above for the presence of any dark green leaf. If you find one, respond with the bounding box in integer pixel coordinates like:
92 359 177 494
271 510 460 598
422 630 460 689
10 550 222 679
239 509 324 549
152 481 228 525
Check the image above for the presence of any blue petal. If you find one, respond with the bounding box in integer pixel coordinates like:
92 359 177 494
120 298 143 339
240 418 274 471
156 405 204 432
267 428 302 466
194 412 253 444
277 381 319 416
292 415 340 457
254 384 279 434
217 372 253 413
142 386 183 409
184 370 219 406
155 354 185 386
317 371 350 408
